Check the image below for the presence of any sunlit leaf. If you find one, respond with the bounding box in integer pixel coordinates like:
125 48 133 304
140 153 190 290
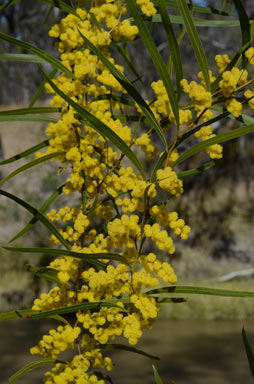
0 190 70 250
9 359 67 383
242 328 254 378
0 152 63 185
0 140 49 165
146 285 254 298
152 365 163 384
176 0 210 91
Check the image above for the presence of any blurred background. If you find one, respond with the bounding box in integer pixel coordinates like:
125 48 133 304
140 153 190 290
0 0 253 383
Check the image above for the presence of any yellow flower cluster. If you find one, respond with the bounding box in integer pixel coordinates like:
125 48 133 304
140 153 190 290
30 4 254 384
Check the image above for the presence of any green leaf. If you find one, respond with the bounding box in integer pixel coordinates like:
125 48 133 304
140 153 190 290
151 0 235 16
152 365 163 384
3 246 129 267
91 93 135 107
40 0 79 16
177 160 217 179
0 0 20 11
9 184 64 243
0 107 60 116
97 343 160 360
0 152 63 185
9 359 66 383
242 328 254 378
38 65 147 180
0 53 47 63
77 29 168 149
29 68 58 107
155 297 186 303
0 309 68 324
146 285 254 298
0 140 49 165
158 0 183 99
176 0 210 91
25 265 62 284
0 33 75 80
0 190 70 250
126 0 179 128
173 124 254 166
232 0 250 67
0 115 57 123
148 15 250 28
30 300 123 319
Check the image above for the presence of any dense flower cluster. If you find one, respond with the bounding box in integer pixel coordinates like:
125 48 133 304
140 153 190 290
28 2 254 383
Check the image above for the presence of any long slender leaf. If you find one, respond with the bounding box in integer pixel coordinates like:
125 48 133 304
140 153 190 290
0 33 75 79
0 53 47 63
0 190 70 250
0 0 20 11
38 65 147 180
158 0 183 100
29 68 58 107
9 184 64 243
151 0 235 16
148 15 251 28
40 0 79 16
3 246 129 266
78 29 168 149
242 328 254 378
0 152 63 185
25 265 61 284
0 140 49 165
176 0 210 91
9 359 66 383
0 115 57 123
126 0 179 128
0 107 60 116
232 0 250 67
177 160 217 179
97 343 160 360
173 124 254 166
0 309 68 324
146 285 254 298
30 300 122 319
91 93 135 107
153 365 163 384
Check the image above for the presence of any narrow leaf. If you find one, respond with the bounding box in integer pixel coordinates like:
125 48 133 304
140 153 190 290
9 184 64 243
153 365 163 384
242 328 254 378
3 246 129 266
0 115 57 123
0 309 68 324
78 29 168 149
158 0 183 99
25 265 62 284
9 359 66 383
176 0 210 91
0 33 75 79
38 65 147 180
149 15 250 28
173 124 254 166
40 0 79 16
146 285 254 298
0 53 47 63
0 0 20 11
0 140 49 165
29 68 58 107
0 107 60 116
0 190 70 250
232 0 250 67
97 343 160 360
30 300 122 319
0 152 63 185
126 0 179 128
177 160 217 179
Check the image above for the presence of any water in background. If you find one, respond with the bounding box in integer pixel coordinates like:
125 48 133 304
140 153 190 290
1 318 253 384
